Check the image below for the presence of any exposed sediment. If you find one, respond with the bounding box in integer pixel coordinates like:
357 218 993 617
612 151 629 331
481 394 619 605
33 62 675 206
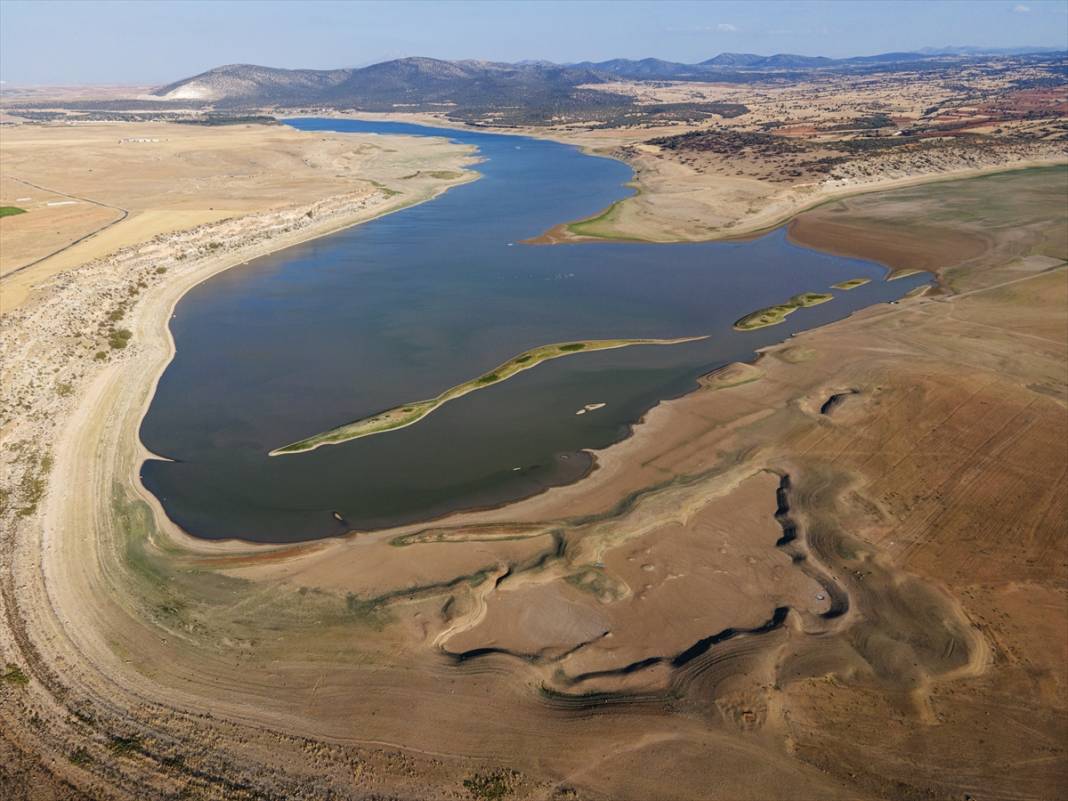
0 156 1064 799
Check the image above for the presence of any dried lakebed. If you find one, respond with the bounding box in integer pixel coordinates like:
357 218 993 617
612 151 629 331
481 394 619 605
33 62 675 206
139 119 928 542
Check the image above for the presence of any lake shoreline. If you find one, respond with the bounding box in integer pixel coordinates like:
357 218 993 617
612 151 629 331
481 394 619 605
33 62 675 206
16 119 993 557
1 131 480 554
140 118 933 542
304 110 1068 245
134 173 484 549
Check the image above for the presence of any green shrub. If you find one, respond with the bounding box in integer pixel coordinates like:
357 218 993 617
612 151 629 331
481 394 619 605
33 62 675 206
463 770 516 800
108 329 133 349
2 663 29 685
107 735 141 756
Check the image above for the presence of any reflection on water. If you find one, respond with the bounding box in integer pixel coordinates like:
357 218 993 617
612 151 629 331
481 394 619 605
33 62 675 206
140 119 927 542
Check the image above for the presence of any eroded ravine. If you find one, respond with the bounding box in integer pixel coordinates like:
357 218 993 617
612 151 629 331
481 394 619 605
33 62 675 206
416 459 985 718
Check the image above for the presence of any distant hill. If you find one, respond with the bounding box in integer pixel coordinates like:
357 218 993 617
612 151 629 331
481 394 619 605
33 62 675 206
153 58 617 110
842 51 933 64
150 48 1068 110
701 53 768 67
319 58 612 110
701 51 944 68
153 64 351 103
918 45 1065 56
571 58 704 80
709 53 833 68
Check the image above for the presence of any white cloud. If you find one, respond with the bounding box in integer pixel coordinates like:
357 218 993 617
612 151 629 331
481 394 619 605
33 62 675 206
1013 4 1031 12
665 22 740 33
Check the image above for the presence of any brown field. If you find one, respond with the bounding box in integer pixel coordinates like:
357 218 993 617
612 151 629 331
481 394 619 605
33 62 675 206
0 91 1064 801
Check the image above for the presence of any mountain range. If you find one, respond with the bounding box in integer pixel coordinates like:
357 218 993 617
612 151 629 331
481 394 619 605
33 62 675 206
151 48 1067 109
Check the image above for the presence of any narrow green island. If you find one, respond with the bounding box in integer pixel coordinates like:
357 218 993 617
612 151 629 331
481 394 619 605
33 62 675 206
832 277 871 290
733 292 834 331
270 336 705 455
0 206 28 218
888 268 924 281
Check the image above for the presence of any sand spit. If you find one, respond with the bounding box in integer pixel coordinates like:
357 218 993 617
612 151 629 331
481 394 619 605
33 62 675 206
574 402 606 415
0 144 1065 800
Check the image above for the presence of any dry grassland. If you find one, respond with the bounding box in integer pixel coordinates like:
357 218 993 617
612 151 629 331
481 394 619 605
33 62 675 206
0 121 476 311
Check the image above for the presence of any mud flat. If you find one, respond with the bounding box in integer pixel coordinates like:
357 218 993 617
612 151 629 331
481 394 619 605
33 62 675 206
0 144 1065 801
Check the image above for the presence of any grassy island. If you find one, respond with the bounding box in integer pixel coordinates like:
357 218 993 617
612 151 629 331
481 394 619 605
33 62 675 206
270 336 705 455
733 292 834 331
888 268 925 281
832 277 871 290
568 199 627 238
0 206 28 218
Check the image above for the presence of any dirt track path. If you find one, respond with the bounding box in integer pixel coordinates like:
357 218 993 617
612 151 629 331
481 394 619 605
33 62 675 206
2 175 129 277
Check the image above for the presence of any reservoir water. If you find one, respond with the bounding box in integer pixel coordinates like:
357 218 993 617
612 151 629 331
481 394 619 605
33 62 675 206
140 119 927 542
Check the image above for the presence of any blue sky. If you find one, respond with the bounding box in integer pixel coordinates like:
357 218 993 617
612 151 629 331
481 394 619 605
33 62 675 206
1 0 1066 85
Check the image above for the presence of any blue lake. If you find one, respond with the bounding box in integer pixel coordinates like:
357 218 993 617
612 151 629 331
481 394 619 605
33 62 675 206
139 119 926 542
